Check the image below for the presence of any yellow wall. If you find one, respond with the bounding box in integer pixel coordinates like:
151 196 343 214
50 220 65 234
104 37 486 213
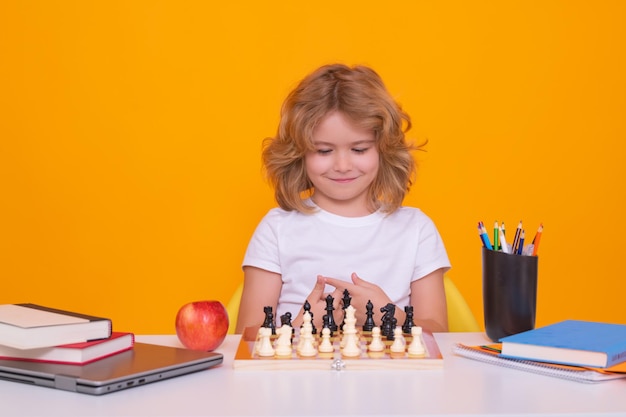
1 1 625 334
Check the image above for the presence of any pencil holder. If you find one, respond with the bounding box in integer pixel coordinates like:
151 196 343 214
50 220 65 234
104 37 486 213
482 247 538 342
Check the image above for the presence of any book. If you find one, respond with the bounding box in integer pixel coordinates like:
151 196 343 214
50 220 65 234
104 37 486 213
0 332 134 365
453 343 626 383
499 320 626 368
0 303 112 349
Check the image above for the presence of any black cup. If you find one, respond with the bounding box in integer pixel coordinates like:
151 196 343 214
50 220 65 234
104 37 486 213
482 247 538 342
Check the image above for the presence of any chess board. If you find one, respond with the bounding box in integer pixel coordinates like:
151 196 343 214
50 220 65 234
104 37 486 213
233 326 443 370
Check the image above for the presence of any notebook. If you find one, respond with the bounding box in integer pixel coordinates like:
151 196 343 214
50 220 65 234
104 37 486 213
453 343 626 383
0 342 223 395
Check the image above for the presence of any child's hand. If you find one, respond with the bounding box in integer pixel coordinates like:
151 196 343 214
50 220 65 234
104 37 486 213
294 275 343 329
322 272 394 326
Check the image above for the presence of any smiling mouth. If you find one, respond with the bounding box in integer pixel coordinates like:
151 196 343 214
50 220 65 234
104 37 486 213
331 178 356 183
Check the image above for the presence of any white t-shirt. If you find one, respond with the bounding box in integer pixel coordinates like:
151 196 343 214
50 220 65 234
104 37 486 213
242 203 451 321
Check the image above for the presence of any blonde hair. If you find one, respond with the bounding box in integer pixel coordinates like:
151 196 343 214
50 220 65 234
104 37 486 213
262 64 422 214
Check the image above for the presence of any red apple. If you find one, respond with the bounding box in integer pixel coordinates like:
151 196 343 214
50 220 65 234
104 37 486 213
175 300 229 351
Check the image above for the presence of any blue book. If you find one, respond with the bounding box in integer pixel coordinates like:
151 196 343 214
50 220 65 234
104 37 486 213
499 320 626 368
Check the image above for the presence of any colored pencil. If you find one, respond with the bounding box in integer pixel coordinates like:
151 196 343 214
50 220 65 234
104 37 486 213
511 220 523 255
532 223 543 256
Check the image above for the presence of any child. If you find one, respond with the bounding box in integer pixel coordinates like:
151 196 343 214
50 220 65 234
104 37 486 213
236 64 450 334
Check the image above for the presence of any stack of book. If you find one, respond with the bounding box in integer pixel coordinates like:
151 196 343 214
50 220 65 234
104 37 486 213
0 303 134 365
454 320 626 383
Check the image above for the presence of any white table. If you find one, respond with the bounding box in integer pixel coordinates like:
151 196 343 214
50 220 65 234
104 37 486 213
1 333 625 417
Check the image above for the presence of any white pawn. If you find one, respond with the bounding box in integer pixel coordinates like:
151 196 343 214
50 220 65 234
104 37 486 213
389 326 406 353
318 327 334 353
368 326 385 352
341 331 361 357
256 327 275 357
274 324 293 356
408 326 426 357
298 312 317 357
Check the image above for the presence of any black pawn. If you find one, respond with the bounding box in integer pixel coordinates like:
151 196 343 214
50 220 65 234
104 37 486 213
402 305 415 334
362 300 376 332
322 313 331 333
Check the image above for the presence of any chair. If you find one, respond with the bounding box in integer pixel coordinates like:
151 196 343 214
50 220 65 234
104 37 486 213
226 283 244 334
443 276 481 332
226 275 480 334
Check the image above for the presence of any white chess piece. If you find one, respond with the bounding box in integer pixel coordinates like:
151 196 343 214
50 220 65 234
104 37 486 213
368 326 385 352
390 326 406 353
408 326 426 356
274 324 293 356
297 312 317 357
256 327 275 357
341 306 361 357
318 327 334 353
340 305 358 348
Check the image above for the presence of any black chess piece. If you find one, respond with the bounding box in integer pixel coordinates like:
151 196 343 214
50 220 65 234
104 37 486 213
362 300 376 332
309 310 317 335
342 289 351 309
302 300 316 334
402 305 415 334
280 312 292 327
380 303 397 340
262 306 276 335
340 289 352 331
325 294 338 333
322 313 331 332
280 311 295 336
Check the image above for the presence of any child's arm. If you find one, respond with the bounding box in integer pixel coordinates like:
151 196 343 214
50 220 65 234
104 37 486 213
410 268 448 333
235 266 283 334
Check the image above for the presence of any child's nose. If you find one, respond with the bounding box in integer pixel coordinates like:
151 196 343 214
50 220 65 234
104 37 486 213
333 152 352 172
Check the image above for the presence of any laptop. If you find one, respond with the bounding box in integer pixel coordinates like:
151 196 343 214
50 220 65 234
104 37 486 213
0 342 223 395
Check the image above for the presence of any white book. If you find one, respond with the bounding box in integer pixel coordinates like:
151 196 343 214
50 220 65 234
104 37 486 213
0 304 112 349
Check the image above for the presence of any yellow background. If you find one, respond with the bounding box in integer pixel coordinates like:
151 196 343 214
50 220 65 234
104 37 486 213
1 1 624 334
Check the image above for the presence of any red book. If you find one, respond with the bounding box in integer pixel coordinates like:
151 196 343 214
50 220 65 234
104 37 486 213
0 332 134 365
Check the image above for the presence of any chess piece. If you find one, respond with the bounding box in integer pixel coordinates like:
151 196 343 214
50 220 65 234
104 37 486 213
341 305 360 356
367 326 385 352
389 326 406 353
342 289 352 309
318 327 334 353
402 305 415 334
256 327 275 357
280 312 292 327
274 324 293 356
362 300 376 332
408 326 426 357
340 289 351 330
340 305 357 348
297 311 317 357
302 300 316 334
325 294 338 333
341 314 361 357
262 306 276 335
380 303 397 340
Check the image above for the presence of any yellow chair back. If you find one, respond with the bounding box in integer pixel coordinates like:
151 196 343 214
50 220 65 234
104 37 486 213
226 275 480 334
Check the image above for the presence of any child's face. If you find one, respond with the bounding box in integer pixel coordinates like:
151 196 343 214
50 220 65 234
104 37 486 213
305 111 379 217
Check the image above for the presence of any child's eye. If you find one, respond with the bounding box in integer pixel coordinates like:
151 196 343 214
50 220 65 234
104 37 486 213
316 149 332 155
352 147 369 154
